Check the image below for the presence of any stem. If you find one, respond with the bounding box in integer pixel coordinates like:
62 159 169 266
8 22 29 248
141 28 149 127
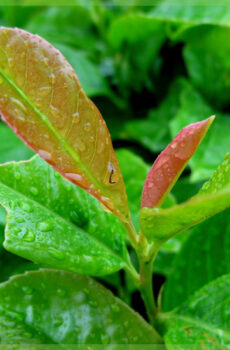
139 258 156 324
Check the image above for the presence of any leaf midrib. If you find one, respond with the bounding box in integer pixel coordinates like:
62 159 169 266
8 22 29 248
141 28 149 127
0 66 109 204
0 179 127 268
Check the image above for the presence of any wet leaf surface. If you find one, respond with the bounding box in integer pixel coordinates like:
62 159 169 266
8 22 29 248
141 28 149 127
0 27 129 223
0 156 131 277
0 269 162 344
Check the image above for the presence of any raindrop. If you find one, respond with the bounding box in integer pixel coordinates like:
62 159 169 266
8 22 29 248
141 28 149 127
171 142 178 150
38 221 53 232
30 187 39 196
15 172 21 180
65 173 83 182
21 202 32 213
38 86 52 97
23 229 35 242
10 97 27 112
84 122 91 131
38 150 52 161
48 248 64 260
42 57 49 66
57 288 66 297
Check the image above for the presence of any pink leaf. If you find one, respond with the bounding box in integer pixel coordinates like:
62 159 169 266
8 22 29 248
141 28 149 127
141 116 215 209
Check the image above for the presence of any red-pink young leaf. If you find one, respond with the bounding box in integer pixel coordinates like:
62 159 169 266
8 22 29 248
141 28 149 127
0 27 130 223
141 116 215 209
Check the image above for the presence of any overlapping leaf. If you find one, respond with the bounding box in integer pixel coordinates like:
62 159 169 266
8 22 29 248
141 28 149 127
0 156 133 277
0 27 129 223
0 269 162 344
141 117 214 209
162 274 230 348
163 209 230 311
141 152 230 243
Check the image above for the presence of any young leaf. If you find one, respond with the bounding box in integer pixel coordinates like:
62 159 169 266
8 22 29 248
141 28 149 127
0 156 133 277
141 116 214 209
0 269 162 344
141 152 230 243
163 209 230 311
161 274 230 347
0 27 129 223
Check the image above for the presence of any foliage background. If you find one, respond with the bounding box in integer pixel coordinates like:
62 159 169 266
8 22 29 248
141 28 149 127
0 0 230 321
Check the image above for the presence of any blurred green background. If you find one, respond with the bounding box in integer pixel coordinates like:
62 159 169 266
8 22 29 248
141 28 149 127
1 1 230 313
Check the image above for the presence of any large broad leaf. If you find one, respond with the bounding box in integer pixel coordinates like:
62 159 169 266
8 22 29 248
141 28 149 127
141 152 230 243
163 209 230 311
0 27 129 223
162 274 230 348
141 116 214 209
0 156 133 277
0 269 162 344
0 122 33 163
169 79 230 182
182 26 230 108
151 2 230 28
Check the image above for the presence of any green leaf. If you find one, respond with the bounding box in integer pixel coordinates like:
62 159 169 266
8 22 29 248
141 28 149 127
170 79 230 182
163 209 230 311
0 156 133 277
162 274 230 348
0 269 162 344
183 26 230 108
0 122 33 163
151 2 230 28
0 250 37 283
108 13 166 95
0 27 130 223
140 152 230 244
25 6 94 50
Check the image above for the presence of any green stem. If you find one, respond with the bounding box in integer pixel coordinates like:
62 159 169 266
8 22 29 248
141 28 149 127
139 258 156 324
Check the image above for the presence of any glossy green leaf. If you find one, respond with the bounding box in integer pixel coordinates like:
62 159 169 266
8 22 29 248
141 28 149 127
163 209 230 311
141 116 214 209
0 269 162 344
183 26 230 108
140 152 230 243
169 79 230 182
0 122 33 163
162 274 230 348
0 156 133 277
0 27 130 223
151 2 230 28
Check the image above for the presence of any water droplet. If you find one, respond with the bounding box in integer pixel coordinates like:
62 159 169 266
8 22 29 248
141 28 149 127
84 122 91 131
10 97 27 112
49 73 56 84
38 86 51 97
72 112 79 119
15 172 21 180
57 288 66 297
22 286 33 294
111 304 120 312
48 248 64 260
38 150 52 161
89 136 94 143
42 57 49 66
54 172 60 179
21 202 32 213
38 221 53 232
30 187 39 196
65 173 83 182
23 229 35 242
101 196 109 202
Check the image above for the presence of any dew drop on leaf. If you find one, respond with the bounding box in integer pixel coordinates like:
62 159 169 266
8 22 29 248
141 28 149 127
47 248 64 260
37 221 53 232
23 229 35 242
